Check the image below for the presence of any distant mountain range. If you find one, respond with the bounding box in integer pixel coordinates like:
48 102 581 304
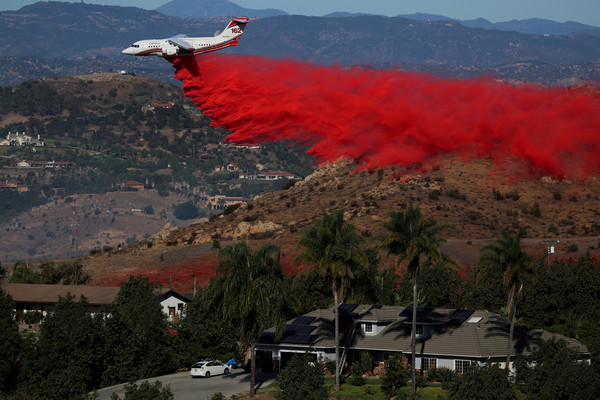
156 0 286 19
155 0 600 37
0 2 599 87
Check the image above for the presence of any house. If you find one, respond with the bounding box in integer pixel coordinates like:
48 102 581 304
0 180 29 192
227 163 240 171
159 289 193 323
124 180 145 190
256 171 301 181
0 283 191 323
0 132 45 147
208 195 250 210
18 160 73 169
256 304 588 374
239 171 302 181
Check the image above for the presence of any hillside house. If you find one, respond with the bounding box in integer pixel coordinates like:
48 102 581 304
124 180 145 190
0 180 29 192
227 163 240 171
0 132 45 147
239 171 301 181
208 195 250 210
18 160 73 169
256 304 588 374
0 283 191 324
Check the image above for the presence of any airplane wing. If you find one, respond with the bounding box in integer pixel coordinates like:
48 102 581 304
168 36 195 51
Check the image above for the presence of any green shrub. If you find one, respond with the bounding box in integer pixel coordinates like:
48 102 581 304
448 363 515 400
381 355 409 398
350 362 366 386
566 243 579 253
112 380 173 400
279 354 328 400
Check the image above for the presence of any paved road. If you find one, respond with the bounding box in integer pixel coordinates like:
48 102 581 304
94 369 277 400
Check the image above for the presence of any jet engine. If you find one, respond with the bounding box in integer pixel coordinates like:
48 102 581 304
162 46 178 56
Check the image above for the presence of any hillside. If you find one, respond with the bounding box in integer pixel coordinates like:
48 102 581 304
0 73 314 261
81 158 600 292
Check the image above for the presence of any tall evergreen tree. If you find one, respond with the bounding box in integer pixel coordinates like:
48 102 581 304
380 204 452 397
296 210 368 392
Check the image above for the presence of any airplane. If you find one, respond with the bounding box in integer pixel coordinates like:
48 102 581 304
122 17 249 57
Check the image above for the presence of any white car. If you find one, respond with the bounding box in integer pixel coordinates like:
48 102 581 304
190 360 230 378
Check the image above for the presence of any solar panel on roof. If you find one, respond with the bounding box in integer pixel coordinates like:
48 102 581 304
292 315 316 325
284 324 316 334
448 309 475 325
280 333 318 344
338 303 358 313
370 304 383 310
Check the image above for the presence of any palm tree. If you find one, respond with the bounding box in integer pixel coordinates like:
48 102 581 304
379 204 452 397
216 242 290 397
296 210 368 392
477 229 534 371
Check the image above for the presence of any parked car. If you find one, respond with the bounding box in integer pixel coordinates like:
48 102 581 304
190 360 230 378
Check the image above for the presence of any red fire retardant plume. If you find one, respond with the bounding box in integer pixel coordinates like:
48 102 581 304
170 55 600 179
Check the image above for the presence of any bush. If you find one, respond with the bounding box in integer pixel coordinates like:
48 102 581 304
381 355 409 398
350 362 366 386
325 360 336 375
279 354 328 400
448 363 515 400
174 202 199 220
566 243 579 253
223 203 241 215
143 205 154 215
112 380 173 400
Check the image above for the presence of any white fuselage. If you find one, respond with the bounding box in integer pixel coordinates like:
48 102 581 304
122 36 238 57
122 17 248 58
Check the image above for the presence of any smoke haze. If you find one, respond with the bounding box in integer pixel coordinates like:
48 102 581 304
170 55 600 179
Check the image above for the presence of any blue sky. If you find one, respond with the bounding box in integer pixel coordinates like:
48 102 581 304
5 0 600 26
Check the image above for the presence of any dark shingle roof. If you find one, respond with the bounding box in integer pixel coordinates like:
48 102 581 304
258 304 588 358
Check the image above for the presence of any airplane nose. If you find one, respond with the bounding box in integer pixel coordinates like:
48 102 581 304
122 47 133 55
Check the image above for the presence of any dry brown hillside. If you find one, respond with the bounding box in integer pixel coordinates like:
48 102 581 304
80 157 600 292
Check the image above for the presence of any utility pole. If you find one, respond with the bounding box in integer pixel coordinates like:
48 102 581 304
542 239 559 267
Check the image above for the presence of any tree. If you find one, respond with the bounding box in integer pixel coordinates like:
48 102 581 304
0 288 20 394
17 294 103 399
278 354 328 400
296 210 368 392
379 204 452 397
100 276 175 386
173 201 199 220
476 229 534 370
449 363 516 400
216 242 291 397
7 261 41 284
177 284 239 367
516 338 600 399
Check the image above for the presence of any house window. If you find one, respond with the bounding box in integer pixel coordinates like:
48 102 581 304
455 360 472 374
415 325 424 336
364 322 373 333
421 358 437 371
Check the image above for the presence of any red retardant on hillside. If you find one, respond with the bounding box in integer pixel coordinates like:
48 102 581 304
170 55 600 179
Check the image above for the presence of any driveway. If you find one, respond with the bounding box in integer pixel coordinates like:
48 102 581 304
94 369 277 399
